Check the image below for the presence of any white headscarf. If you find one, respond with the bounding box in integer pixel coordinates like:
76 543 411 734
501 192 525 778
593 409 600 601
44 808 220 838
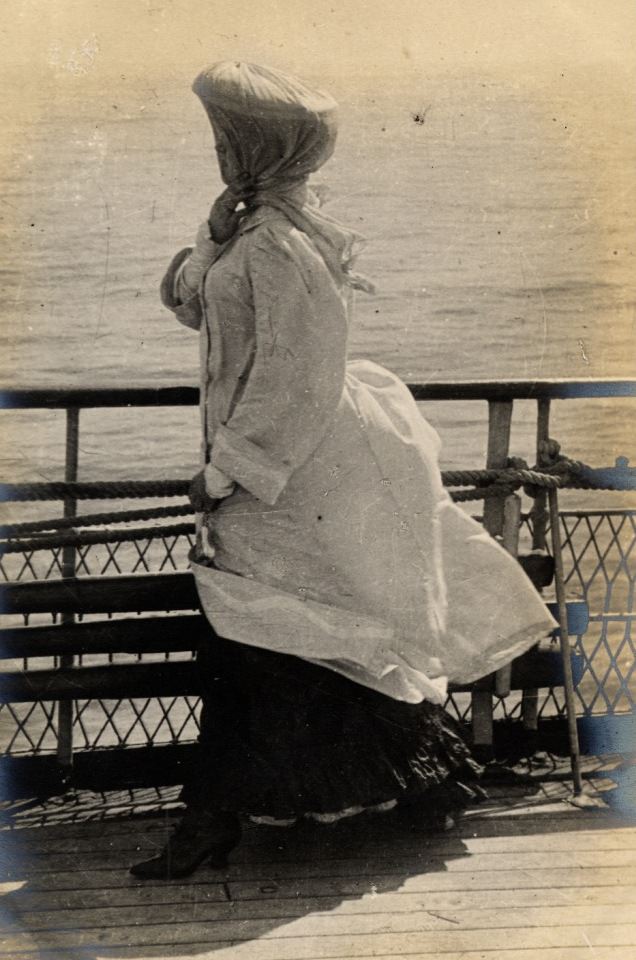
193 61 374 292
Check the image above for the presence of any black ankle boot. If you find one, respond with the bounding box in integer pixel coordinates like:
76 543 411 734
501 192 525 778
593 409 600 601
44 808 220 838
129 809 241 880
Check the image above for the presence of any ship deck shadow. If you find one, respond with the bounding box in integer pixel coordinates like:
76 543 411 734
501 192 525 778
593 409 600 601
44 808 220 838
1 754 635 960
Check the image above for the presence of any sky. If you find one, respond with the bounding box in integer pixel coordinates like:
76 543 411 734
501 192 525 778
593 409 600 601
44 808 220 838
3 0 635 96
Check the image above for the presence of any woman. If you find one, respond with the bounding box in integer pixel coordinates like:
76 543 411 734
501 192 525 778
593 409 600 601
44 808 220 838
131 62 555 879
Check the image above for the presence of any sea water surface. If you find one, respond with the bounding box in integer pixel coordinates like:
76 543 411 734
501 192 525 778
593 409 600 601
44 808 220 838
1 70 634 501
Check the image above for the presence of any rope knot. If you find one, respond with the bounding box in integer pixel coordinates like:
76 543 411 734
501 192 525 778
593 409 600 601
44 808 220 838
505 456 533 498
535 438 584 489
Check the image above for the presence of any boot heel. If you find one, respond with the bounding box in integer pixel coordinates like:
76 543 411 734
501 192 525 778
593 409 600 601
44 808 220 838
129 811 241 880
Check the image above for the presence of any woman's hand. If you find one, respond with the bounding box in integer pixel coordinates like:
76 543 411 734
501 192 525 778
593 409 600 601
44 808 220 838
188 471 221 514
207 177 254 244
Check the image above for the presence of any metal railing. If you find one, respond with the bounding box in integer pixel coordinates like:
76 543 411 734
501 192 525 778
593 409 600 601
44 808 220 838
1 378 634 766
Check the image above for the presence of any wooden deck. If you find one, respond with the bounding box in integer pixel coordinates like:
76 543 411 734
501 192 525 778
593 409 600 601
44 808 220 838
1 756 635 960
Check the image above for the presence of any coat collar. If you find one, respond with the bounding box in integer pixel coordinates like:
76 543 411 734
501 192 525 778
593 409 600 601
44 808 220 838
236 204 288 237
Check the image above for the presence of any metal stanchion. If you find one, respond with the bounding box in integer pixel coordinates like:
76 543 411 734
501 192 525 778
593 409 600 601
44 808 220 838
548 485 584 796
523 398 551 736
56 407 79 772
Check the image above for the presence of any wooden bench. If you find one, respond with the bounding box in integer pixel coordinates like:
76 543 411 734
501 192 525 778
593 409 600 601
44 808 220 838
0 569 586 713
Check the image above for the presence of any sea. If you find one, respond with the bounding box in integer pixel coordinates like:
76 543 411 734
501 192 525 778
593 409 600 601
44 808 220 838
1 69 634 512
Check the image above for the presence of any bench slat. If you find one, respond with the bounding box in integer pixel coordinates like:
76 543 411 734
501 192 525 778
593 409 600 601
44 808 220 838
0 577 588 630
0 647 584 703
0 660 198 702
0 614 209 659
0 572 198 615
451 646 585 693
0 575 589 704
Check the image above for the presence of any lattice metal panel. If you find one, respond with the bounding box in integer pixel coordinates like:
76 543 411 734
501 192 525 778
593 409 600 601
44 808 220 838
0 701 59 754
443 692 471 724
560 511 634 716
1 510 634 757
447 511 634 722
0 548 65 584
0 528 197 755
561 512 635 613
577 615 635 715
74 531 194 578
0 530 194 584
73 695 201 750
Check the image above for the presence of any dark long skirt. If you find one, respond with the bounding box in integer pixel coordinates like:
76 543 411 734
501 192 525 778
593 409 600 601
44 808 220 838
183 630 482 821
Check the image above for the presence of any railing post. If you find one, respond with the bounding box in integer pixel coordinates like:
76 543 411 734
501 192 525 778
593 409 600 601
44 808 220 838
482 400 514 538
530 398 551 551
523 398 552 734
56 407 79 772
495 493 522 697
472 399 513 759
548 486 584 795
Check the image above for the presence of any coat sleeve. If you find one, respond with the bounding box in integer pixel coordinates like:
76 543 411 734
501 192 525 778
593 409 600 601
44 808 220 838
208 228 348 505
159 224 221 331
159 247 203 331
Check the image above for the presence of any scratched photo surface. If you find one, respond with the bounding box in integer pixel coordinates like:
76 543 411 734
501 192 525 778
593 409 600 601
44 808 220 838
1 0 633 505
1 4 636 960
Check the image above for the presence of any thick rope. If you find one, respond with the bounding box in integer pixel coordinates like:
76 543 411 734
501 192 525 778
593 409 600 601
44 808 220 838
450 486 515 503
0 522 196 555
0 504 192 538
0 479 190 502
1 460 628 504
441 469 502 487
0 491 490 551
1 452 631 553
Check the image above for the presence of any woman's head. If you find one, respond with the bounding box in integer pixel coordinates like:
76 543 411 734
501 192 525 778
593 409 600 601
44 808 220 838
209 122 243 185
192 62 338 192
192 61 374 293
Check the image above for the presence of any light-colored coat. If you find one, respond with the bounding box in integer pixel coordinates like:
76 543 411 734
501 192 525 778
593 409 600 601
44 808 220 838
162 206 556 704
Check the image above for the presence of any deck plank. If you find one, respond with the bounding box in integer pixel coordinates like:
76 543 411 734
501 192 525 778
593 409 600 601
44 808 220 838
2 921 636 957
10 902 633 942
3 949 632 960
3 857 636 896
0 825 636 870
3 866 634 909
6 889 636 932
4 846 635 882
5 878 636 911
1 772 635 960
2 809 625 849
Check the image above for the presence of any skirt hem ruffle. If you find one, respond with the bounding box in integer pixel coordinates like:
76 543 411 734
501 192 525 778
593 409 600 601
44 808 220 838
183 632 484 822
